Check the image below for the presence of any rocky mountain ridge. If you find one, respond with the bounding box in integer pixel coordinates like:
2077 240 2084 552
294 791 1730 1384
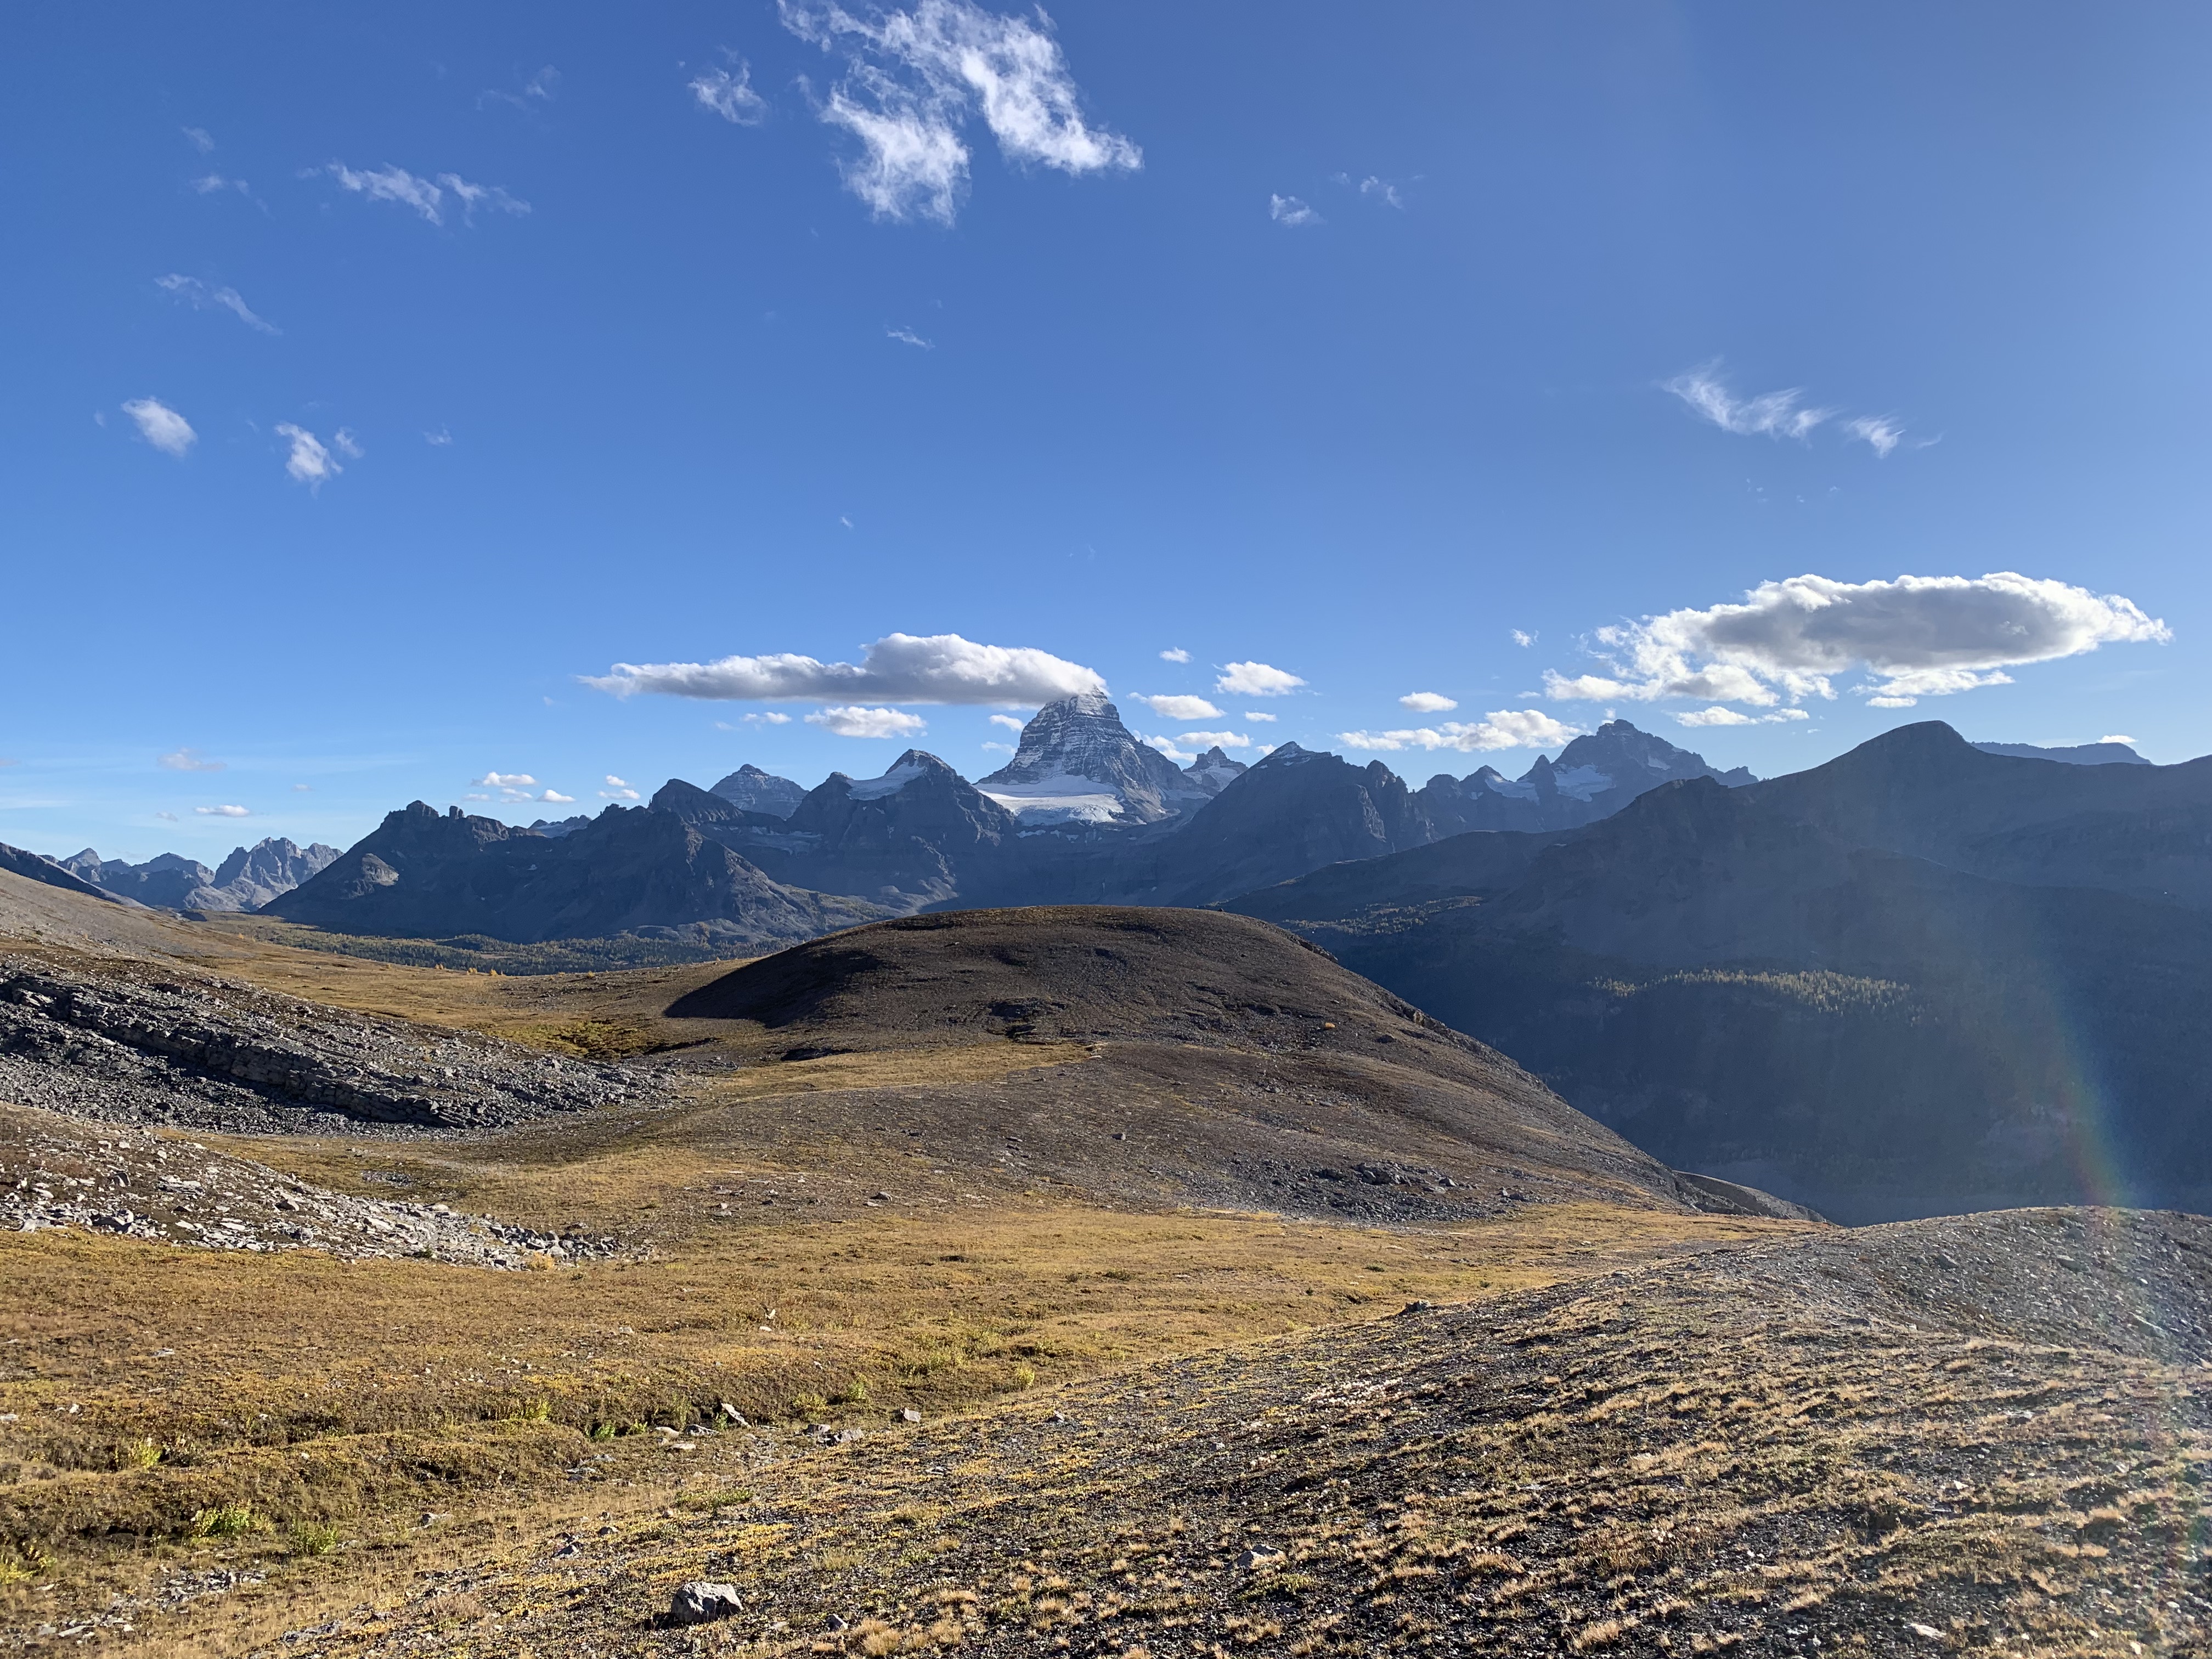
54 838 341 912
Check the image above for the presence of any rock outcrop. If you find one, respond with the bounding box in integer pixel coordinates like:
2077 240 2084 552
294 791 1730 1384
709 763 809 818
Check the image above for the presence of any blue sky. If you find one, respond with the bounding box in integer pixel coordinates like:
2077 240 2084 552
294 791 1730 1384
4 1 2206 860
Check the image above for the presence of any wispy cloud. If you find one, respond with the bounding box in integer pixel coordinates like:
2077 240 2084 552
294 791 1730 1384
1132 693 1222 722
1244 710 1277 723
1843 415 1906 458
588 631 1105 706
183 126 216 154
1358 176 1403 208
1158 647 1191 664
195 804 251 817
1179 729 1249 749
332 428 364 460
720 712 795 728
1338 710 1580 753
1511 629 1536 648
155 273 279 334
781 0 1140 225
980 740 1015 754
424 427 454 446
1268 194 1319 227
483 65 561 110
159 748 223 772
274 424 340 489
475 772 538 787
1139 733 1194 764
122 398 195 458
1542 573 2170 710
887 325 934 348
1398 692 1456 713
600 775 639 799
807 704 928 738
1664 362 1832 441
988 713 1026 732
1215 661 1305 698
318 163 528 226
691 61 769 125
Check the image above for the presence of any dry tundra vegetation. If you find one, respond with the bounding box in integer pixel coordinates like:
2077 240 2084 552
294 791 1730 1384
0 877 2204 1657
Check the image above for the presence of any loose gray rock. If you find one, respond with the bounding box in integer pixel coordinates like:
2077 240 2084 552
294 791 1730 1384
667 1582 743 1626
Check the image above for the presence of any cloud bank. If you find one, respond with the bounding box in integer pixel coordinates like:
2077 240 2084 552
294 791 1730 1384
781 0 1140 225
590 633 1104 707
808 705 928 738
1132 693 1222 721
1216 661 1305 697
1338 710 1581 754
1542 573 2169 710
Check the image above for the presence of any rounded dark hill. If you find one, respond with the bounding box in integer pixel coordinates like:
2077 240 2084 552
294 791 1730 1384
664 906 1705 1218
672 905 1443 1048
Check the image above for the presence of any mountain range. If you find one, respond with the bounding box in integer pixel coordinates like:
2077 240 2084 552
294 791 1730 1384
53 838 340 912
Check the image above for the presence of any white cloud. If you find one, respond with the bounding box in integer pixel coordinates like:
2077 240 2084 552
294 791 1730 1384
1337 710 1582 753
1511 629 1535 648
1358 176 1403 208
275 424 340 488
588 631 1105 706
980 740 1015 754
1139 733 1195 764
1244 711 1276 723
1158 647 1191 664
601 786 641 799
1180 730 1250 749
438 174 531 221
189 173 251 196
292 783 313 791
806 704 929 738
183 126 215 154
782 0 1139 225
1844 415 1906 458
1216 661 1305 697
1269 193 1319 227
1132 693 1222 721
887 325 934 348
1673 706 1811 728
1664 362 1833 442
605 775 630 788
2100 735 2137 746
692 63 769 124
425 427 454 445
475 771 538 787
122 398 195 458
1398 692 1457 713
332 428 364 460
159 748 223 772
538 789 575 803
1867 696 1917 709
988 713 1026 732
464 792 492 802
1542 573 2169 710
154 273 278 334
195 804 251 817
319 163 527 225
155 811 178 822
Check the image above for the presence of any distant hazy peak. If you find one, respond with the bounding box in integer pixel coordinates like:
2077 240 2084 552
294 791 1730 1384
710 762 809 816
1973 740 2151 766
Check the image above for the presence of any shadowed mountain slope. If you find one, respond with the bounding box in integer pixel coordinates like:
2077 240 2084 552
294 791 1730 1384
1227 725 2212 1223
